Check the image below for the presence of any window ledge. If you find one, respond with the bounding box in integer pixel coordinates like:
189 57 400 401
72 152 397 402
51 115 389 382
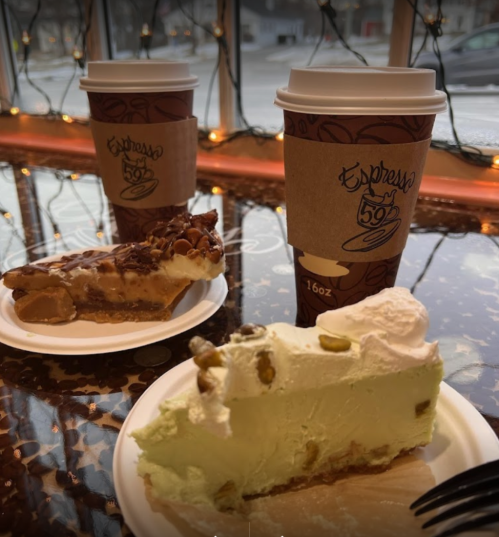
1 116 498 208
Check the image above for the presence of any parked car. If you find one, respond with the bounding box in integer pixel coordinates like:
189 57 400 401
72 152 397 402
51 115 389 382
414 22 499 88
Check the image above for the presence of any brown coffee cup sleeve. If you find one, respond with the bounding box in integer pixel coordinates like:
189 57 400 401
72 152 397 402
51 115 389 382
90 117 198 208
284 135 431 263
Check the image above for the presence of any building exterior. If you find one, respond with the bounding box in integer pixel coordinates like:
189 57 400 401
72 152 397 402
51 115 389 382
163 0 304 49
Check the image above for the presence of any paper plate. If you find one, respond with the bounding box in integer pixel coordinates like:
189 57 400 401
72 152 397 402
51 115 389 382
114 364 499 537
0 248 227 355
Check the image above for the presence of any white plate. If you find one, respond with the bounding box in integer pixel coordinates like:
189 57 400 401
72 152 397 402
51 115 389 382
0 248 228 355
114 364 499 537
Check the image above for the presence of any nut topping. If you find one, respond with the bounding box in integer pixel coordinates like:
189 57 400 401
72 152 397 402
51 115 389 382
186 227 203 246
256 349 276 385
214 480 239 512
415 400 431 417
197 370 215 394
302 441 319 471
189 336 215 356
173 239 192 256
194 349 223 370
318 334 351 352
232 323 267 343
197 236 210 252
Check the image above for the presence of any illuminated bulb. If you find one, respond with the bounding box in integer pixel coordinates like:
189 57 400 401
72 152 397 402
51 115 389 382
62 114 73 123
3 212 12 219
141 23 152 37
211 186 223 195
96 231 104 239
481 223 492 234
275 206 284 214
21 30 31 45
70 173 80 180
208 131 219 141
184 30 191 36
213 26 223 37
276 131 284 141
53 232 61 239
21 168 30 176
170 29 178 36
48 36 56 43
10 107 19 115
493 155 499 167
73 47 83 60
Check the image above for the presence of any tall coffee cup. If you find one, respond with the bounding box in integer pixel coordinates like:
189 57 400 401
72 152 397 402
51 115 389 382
80 61 198 242
275 66 447 327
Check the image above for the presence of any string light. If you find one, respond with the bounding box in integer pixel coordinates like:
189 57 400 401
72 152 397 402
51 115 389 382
62 114 73 123
208 131 219 142
21 31 31 46
141 23 152 37
275 206 284 214
53 223 61 240
213 25 223 38
96 230 104 239
70 173 80 180
211 186 223 195
184 30 191 36
276 131 284 141
9 107 19 116
3 212 12 219
493 155 499 168
21 168 30 176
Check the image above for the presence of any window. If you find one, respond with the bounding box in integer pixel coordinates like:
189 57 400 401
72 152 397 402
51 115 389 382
240 0 391 131
5 0 89 116
0 0 498 152
461 29 499 51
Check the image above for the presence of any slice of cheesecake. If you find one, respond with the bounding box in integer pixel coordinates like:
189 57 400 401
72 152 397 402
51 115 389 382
132 288 443 512
1 210 225 324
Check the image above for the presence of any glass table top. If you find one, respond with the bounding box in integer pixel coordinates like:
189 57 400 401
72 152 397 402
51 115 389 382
0 162 499 536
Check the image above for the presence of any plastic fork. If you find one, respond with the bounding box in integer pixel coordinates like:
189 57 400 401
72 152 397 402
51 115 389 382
410 459 499 537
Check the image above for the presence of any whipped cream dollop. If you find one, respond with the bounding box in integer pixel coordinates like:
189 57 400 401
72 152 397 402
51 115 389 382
317 287 439 372
186 287 441 438
317 287 428 347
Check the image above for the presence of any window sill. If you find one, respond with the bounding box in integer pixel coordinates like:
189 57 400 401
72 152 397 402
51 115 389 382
0 115 498 208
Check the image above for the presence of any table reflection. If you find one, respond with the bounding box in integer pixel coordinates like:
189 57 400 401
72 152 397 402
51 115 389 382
1 161 499 535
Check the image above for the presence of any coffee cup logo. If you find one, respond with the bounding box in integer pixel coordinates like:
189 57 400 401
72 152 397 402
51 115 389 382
120 156 159 201
358 189 399 230
342 186 401 253
105 134 163 202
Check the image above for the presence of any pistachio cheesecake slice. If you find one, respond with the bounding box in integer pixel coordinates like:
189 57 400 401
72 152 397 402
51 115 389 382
132 288 443 511
1 210 224 323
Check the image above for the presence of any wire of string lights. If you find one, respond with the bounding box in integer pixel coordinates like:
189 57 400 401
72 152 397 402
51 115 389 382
405 0 495 168
176 0 276 149
0 0 496 170
317 0 368 66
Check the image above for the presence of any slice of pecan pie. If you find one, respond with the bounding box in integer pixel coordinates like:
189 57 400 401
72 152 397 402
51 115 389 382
1 210 225 324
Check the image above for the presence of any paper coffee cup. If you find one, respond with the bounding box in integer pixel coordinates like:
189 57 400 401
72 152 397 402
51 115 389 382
80 61 199 242
275 66 447 327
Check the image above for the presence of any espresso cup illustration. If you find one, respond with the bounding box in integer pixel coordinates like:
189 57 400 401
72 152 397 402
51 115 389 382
80 61 199 242
275 66 447 327
358 190 399 231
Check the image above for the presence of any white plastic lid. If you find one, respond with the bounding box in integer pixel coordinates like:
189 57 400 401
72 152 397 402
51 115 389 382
275 66 447 115
79 60 199 93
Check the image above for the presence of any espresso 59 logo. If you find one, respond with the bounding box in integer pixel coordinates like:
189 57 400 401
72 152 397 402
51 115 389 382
338 160 415 253
107 135 162 202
